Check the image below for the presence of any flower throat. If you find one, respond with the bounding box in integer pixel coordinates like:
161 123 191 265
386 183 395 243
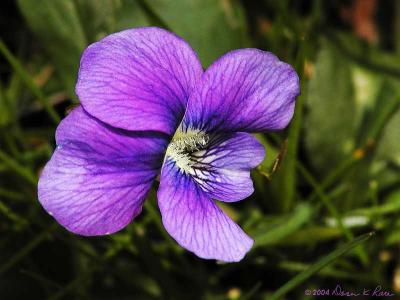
166 129 209 173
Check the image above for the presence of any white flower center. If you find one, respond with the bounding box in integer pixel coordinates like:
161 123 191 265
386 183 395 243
166 129 209 173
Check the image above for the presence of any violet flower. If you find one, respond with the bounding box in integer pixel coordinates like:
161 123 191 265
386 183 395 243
38 27 299 262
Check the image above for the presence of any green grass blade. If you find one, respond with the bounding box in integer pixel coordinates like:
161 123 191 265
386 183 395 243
0 225 56 275
305 155 361 203
268 232 374 300
20 269 62 291
297 162 369 266
277 88 303 212
0 40 60 123
0 200 28 227
252 203 312 247
272 33 308 212
0 149 37 185
326 30 400 78
0 188 25 200
47 270 93 300
135 0 171 30
278 261 375 283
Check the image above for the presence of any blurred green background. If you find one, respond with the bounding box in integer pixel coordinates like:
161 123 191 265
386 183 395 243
1 0 400 299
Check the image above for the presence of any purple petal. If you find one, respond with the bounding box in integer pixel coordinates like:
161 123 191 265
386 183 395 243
38 107 168 236
183 49 300 133
191 132 265 202
76 27 203 135
158 158 254 262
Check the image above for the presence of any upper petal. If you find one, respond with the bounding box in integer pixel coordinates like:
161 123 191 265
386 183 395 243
158 158 253 262
183 49 300 133
38 107 168 236
76 27 203 135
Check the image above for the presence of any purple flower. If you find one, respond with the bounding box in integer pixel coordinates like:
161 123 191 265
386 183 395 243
38 27 299 262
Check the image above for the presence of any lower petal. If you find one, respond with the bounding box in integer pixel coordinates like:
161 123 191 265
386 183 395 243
157 159 253 262
192 132 265 202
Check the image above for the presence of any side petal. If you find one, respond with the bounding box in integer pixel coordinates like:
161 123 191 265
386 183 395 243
158 159 254 262
38 107 168 236
183 49 300 133
191 132 265 202
76 27 203 135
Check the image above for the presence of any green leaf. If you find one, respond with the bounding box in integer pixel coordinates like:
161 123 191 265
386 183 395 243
144 0 248 67
375 81 400 166
17 0 149 98
73 0 116 40
18 0 87 97
351 66 383 128
268 232 374 300
326 31 400 79
345 81 399 210
113 0 150 31
304 41 357 173
356 80 399 146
